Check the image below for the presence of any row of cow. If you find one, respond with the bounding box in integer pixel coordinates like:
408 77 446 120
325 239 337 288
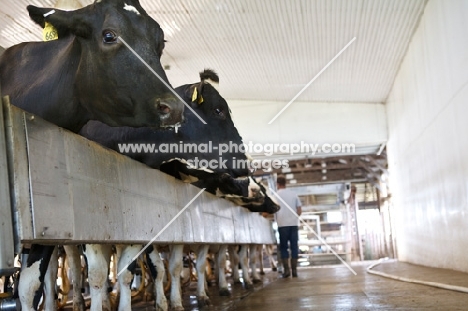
0 0 280 310
48 243 275 310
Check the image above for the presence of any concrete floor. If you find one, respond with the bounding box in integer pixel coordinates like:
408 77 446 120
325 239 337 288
232 260 468 311
68 260 468 310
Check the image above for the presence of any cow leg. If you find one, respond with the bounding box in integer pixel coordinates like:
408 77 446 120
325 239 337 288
227 245 240 284
84 244 111 311
112 244 123 303
18 244 55 311
216 245 230 296
146 246 168 311
266 244 277 271
43 246 58 311
169 245 184 311
63 245 85 311
238 245 253 289
258 245 265 275
100 245 113 311
249 245 262 284
117 245 141 311
195 245 210 307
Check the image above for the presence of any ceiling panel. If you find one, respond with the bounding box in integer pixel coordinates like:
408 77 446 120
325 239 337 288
0 0 427 104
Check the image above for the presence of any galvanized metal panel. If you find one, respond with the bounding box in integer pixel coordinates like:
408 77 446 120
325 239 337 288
6 103 275 245
204 194 237 244
2 98 33 243
232 203 254 244
249 214 275 244
26 120 74 240
165 179 199 243
0 95 15 272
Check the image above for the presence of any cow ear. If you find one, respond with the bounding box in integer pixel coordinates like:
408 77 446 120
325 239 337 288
27 5 92 38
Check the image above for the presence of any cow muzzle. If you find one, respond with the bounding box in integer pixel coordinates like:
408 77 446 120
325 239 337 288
155 97 184 126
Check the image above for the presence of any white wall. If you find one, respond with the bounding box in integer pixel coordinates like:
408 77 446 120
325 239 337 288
229 100 387 157
386 0 468 272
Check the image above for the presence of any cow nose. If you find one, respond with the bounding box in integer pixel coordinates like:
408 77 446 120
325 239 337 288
155 97 184 125
156 100 172 116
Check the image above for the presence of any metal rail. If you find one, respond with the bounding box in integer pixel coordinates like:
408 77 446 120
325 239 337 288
0 95 15 276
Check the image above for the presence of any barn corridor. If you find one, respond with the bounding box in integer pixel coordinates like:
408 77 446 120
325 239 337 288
126 260 468 310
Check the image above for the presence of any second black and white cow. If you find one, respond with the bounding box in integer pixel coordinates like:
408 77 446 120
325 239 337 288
80 69 279 214
80 69 248 180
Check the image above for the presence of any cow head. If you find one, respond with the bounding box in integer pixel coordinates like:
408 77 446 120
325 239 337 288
164 69 249 179
27 0 184 128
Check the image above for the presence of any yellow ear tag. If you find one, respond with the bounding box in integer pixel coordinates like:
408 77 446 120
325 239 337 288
191 87 198 102
191 87 204 104
43 22 58 41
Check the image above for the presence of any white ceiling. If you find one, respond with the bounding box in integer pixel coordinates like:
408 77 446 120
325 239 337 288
0 0 427 104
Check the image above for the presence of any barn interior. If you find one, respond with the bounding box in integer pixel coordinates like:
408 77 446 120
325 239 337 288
1 0 468 310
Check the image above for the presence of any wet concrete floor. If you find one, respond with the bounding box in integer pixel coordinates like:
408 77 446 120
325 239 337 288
232 260 468 311
67 260 468 310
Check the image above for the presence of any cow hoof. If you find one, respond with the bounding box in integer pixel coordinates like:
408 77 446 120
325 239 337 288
102 298 112 311
219 288 231 296
260 271 265 275
170 306 184 311
244 282 254 290
272 267 277 272
144 292 155 301
155 298 168 311
73 304 85 311
156 305 167 311
197 296 211 307
72 296 86 311
253 278 263 284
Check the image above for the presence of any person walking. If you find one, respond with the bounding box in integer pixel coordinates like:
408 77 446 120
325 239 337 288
275 175 302 278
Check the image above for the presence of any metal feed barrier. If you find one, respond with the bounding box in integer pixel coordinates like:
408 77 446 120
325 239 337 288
0 94 275 277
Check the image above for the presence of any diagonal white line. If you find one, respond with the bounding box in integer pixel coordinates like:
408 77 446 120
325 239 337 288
43 10 55 17
269 188 357 275
117 188 206 276
118 36 207 125
268 37 357 124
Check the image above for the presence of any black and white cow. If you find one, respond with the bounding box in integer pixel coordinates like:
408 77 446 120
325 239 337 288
0 0 184 132
1 1 185 310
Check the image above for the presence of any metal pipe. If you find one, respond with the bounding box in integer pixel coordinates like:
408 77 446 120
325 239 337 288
367 259 468 294
0 298 18 311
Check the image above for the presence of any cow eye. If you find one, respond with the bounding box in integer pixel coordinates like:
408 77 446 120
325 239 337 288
214 108 224 118
102 30 117 43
